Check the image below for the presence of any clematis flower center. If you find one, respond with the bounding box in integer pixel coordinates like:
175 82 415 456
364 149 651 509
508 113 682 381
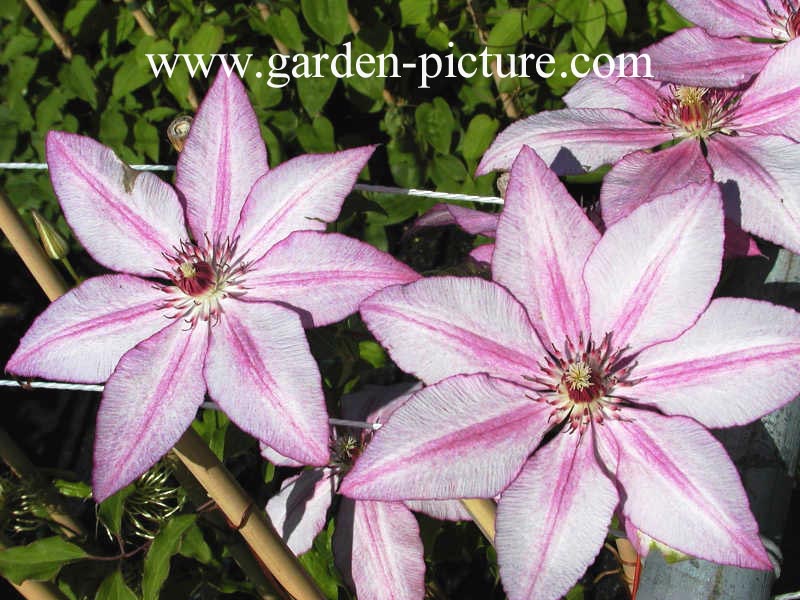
788 9 800 38
526 334 641 434
157 238 249 326
656 85 739 140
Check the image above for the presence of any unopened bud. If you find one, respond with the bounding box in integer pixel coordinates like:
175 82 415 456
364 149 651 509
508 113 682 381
31 210 69 260
167 115 192 152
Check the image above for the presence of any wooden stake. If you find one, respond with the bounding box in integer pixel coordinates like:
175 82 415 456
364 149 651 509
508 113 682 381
460 498 496 544
23 0 72 60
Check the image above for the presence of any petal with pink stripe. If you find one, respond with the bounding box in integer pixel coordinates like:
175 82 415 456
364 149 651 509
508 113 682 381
586 181 723 351
496 428 618 600
204 299 329 466
600 412 771 569
6 275 170 383
360 277 545 386
632 298 800 428
93 322 208 502
494 146 599 348
47 132 186 277
235 146 376 263
244 231 419 327
665 0 778 38
176 74 268 242
339 374 550 501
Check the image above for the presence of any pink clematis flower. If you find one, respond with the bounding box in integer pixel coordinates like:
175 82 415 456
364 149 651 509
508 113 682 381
477 40 800 254
264 383 469 600
340 147 800 600
5 74 418 501
646 0 800 87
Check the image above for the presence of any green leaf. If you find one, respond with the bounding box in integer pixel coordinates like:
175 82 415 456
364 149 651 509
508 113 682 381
265 8 305 52
0 537 88 585
298 521 341 600
297 116 336 153
429 154 468 189
296 54 337 115
177 522 212 564
565 583 585 600
54 479 92 500
574 1 606 53
601 0 627 36
301 0 350 45
95 570 137 600
526 1 554 33
181 23 224 55
63 0 97 35
97 483 136 537
386 141 423 188
462 114 499 161
399 0 435 26
553 0 582 26
244 58 284 109
59 56 97 108
142 515 197 600
415 97 455 154
358 340 386 368
113 38 174 98
487 9 524 50
134 119 160 162
99 108 128 154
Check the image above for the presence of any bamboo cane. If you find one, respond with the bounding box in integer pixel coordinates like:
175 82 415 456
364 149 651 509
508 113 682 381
460 498 496 544
23 0 72 60
0 191 325 600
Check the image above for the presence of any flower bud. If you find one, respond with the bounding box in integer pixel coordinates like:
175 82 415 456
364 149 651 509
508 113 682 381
167 115 192 152
30 210 69 260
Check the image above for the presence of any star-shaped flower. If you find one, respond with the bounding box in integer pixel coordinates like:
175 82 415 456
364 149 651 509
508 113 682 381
6 74 418 501
340 146 800 600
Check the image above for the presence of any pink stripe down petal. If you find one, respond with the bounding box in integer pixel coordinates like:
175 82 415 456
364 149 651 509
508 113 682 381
46 132 187 277
632 297 800 428
6 274 171 384
93 321 208 502
600 142 712 226
338 373 551 502
410 203 500 236
265 468 337 555
234 146 376 263
476 108 672 175
646 28 776 88
359 276 545 386
494 146 599 348
176 74 268 242
243 230 420 327
585 180 723 351
203 299 329 466
339 500 426 600
706 134 800 255
598 412 771 569
666 0 781 38
496 429 618 600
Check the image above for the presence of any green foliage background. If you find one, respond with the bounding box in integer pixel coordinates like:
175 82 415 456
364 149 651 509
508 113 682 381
0 1 690 598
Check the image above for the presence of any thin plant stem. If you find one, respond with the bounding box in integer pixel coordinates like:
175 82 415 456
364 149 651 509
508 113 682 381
60 257 81 285
460 498 496 544
0 190 325 600
23 0 72 60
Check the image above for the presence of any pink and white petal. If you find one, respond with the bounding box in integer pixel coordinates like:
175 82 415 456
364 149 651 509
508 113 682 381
646 29 775 87
259 442 306 468
235 146 376 262
736 39 800 140
6 275 171 383
176 74 268 242
496 428 618 600
706 134 800 254
333 500 425 600
47 132 186 277
411 203 500 236
360 277 545 386
93 322 208 502
265 468 336 555
476 109 672 175
404 499 473 521
665 0 779 39
600 412 770 569
204 300 329 466
469 243 494 264
600 142 712 226
494 146 600 347
563 65 662 121
339 374 550 501
243 231 419 327
632 297 800 428
586 180 723 351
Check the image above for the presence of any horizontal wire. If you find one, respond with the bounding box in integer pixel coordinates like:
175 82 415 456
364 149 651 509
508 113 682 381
0 379 380 430
0 162 504 206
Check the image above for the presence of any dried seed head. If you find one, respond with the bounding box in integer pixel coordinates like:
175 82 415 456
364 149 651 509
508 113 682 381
167 115 193 152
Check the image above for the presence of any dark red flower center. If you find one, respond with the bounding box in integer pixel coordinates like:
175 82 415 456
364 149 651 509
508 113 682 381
176 260 215 296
